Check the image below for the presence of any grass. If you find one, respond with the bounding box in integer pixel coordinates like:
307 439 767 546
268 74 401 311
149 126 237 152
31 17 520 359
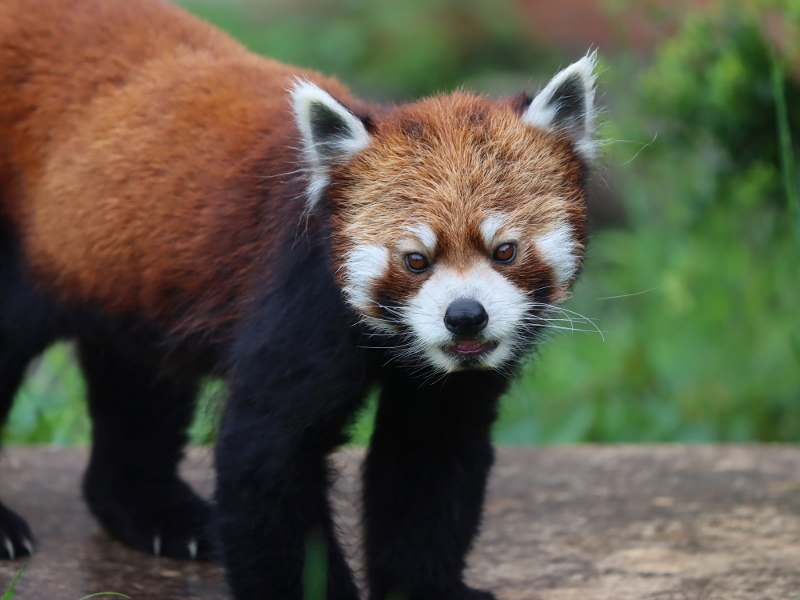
1 565 130 600
1 566 24 600
303 533 328 600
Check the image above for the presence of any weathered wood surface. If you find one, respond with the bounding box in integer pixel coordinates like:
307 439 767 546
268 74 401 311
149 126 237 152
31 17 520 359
1 446 799 600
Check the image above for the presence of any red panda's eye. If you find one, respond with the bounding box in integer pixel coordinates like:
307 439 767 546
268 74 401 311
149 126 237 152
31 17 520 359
404 253 430 273
493 243 517 263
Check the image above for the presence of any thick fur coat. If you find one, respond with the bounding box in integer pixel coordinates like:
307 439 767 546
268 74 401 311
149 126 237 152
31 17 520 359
0 0 598 598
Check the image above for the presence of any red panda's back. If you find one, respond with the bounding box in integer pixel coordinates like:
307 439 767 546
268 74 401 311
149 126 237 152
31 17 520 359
0 0 242 181
0 0 350 329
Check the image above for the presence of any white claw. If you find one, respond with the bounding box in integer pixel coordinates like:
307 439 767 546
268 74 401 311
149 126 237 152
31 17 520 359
3 536 14 561
22 538 34 555
188 538 198 560
153 534 161 557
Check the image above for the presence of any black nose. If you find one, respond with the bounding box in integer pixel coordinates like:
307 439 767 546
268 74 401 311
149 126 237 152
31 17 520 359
444 298 488 336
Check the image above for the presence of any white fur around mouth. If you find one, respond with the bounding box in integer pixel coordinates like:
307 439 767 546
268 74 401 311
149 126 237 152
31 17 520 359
424 338 516 373
404 263 530 373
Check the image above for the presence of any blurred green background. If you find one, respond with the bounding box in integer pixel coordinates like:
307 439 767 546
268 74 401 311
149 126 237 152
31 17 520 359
4 0 799 446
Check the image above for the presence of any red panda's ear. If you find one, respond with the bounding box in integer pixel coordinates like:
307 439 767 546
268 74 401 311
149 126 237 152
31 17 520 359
522 51 598 162
291 80 371 211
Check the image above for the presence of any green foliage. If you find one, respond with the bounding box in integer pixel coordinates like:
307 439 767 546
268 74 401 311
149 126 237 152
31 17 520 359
640 0 800 217
178 0 558 99
5 344 89 445
188 379 226 445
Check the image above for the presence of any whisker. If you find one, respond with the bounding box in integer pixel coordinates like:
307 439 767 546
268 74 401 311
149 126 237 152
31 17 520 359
256 167 310 180
535 325 605 334
550 306 602 324
596 287 658 300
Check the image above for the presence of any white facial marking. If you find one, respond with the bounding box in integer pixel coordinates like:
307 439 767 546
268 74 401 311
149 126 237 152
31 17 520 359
404 263 531 372
290 80 371 211
479 214 509 248
341 244 389 315
535 224 579 285
405 223 437 255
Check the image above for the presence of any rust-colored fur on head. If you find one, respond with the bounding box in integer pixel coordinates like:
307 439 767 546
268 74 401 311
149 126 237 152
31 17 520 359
330 92 588 299
291 55 598 371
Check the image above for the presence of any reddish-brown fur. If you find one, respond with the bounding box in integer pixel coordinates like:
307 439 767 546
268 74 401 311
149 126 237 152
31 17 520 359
0 0 365 334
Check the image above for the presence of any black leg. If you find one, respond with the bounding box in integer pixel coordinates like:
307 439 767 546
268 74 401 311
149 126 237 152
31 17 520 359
213 274 374 600
363 368 507 600
215 344 369 600
0 353 36 560
78 339 212 560
0 232 55 560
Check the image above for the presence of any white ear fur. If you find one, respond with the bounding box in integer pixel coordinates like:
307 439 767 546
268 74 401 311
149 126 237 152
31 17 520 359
523 51 598 161
291 80 371 210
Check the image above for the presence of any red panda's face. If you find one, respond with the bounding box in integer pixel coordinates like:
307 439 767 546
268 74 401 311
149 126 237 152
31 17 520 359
293 54 597 373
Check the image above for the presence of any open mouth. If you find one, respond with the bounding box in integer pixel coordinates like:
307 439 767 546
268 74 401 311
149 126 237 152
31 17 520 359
444 339 499 358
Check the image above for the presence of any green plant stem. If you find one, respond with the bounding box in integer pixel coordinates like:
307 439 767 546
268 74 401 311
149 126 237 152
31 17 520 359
1 565 25 600
303 532 328 600
770 51 800 247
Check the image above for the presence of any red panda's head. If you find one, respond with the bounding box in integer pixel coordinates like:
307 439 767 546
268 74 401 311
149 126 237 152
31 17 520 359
292 54 598 373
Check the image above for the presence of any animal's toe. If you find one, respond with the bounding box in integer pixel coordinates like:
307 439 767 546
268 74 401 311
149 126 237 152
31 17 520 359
0 503 35 561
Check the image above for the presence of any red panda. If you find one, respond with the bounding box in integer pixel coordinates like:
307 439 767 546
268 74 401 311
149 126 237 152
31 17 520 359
0 0 598 599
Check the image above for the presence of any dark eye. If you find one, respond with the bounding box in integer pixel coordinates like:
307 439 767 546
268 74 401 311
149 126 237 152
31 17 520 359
404 252 430 273
493 243 517 263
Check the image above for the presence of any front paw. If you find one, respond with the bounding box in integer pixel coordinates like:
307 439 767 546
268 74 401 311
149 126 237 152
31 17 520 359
0 503 34 560
84 474 213 560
